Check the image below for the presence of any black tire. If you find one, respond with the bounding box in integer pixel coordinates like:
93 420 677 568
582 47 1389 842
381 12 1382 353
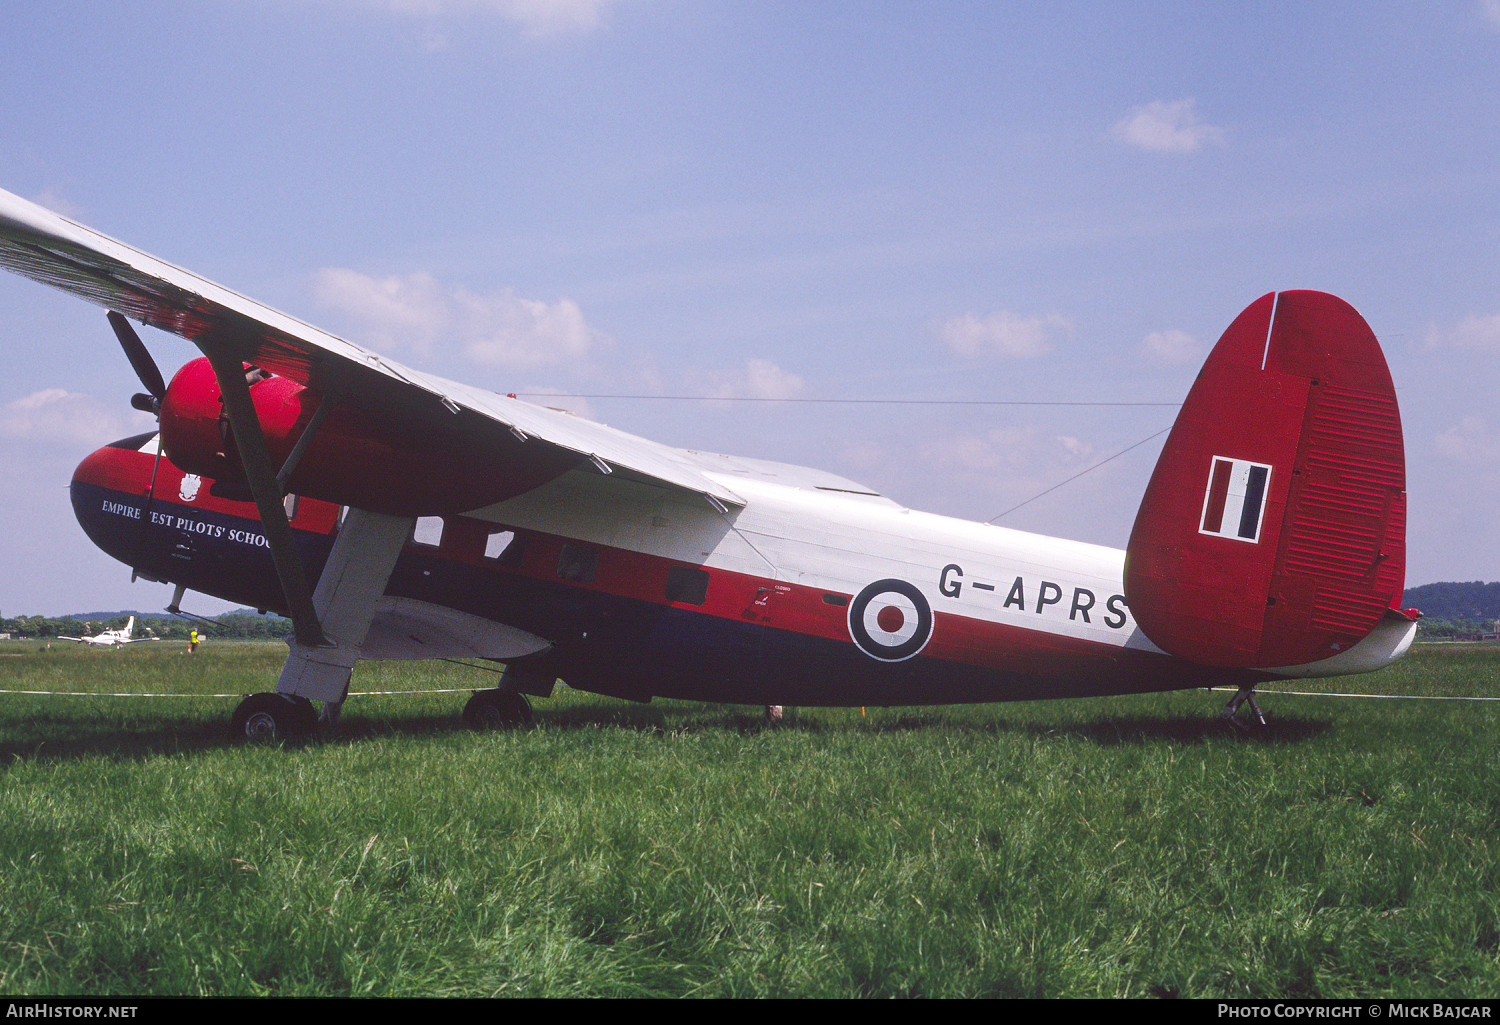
463 689 533 730
229 692 317 742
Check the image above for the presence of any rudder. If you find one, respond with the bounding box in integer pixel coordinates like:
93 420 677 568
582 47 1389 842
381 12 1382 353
1124 291 1406 668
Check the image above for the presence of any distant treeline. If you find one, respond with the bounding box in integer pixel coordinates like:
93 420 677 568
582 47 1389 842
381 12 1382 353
1401 581 1500 640
5 581 1495 644
1 610 292 641
1403 581 1500 620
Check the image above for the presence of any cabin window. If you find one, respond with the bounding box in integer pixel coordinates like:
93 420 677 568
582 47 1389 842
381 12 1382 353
412 516 444 548
556 543 598 584
485 529 526 567
665 566 709 606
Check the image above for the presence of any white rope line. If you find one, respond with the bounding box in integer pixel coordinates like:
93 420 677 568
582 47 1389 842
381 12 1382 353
2 686 1495 702
0 687 479 698
343 688 479 696
1210 686 1500 702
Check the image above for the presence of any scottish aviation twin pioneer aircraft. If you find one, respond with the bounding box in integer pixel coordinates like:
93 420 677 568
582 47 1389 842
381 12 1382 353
57 616 158 648
0 187 1416 738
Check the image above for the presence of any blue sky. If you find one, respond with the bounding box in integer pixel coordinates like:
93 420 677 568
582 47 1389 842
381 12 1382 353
1 0 1496 617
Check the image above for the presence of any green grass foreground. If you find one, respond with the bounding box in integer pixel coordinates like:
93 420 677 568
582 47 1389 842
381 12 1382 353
0 639 1497 997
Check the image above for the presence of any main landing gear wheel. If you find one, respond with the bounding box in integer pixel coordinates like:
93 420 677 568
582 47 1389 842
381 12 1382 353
230 693 317 742
464 689 533 730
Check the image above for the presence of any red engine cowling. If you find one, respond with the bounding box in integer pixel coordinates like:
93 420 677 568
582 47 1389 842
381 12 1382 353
157 357 577 516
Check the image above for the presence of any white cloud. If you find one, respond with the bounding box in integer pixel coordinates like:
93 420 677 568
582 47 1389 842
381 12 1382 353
1435 416 1496 464
916 426 1122 524
922 426 1105 482
312 268 601 369
31 188 85 221
922 426 1045 478
936 310 1071 359
1 389 146 448
313 268 447 352
1057 435 1093 459
379 0 620 37
496 0 617 35
458 292 596 368
689 358 806 401
1140 328 1202 364
1483 0 1500 30
737 358 805 400
1423 313 1500 351
1111 99 1226 153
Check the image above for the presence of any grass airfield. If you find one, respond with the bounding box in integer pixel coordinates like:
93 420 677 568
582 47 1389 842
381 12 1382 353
0 638 1497 998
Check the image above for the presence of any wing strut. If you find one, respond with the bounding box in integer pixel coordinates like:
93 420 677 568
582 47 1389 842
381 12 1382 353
275 380 340 488
203 345 328 648
205 344 414 717
276 507 415 714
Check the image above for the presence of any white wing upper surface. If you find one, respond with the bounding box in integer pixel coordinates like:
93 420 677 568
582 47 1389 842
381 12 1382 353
0 187 749 510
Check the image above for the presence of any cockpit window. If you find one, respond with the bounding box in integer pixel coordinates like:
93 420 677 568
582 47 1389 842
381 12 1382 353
412 516 444 548
485 529 526 568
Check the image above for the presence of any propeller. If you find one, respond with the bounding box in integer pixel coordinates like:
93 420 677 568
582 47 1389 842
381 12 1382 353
106 310 173 585
107 310 166 415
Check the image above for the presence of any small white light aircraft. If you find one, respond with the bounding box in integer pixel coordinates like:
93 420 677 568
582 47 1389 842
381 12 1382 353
0 187 1417 739
57 615 159 648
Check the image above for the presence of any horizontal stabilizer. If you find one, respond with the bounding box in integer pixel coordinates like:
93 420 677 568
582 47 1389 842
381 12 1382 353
1125 291 1406 668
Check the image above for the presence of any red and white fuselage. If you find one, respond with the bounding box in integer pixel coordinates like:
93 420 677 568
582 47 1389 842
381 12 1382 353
1 186 1416 714
71 416 1415 709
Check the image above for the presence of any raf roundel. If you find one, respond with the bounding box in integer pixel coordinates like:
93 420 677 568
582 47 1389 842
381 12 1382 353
847 579 934 662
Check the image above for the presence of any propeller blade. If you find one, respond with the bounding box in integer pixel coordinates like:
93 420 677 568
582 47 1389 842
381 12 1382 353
107 310 166 400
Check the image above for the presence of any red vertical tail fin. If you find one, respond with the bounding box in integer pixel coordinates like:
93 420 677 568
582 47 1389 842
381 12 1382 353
1125 291 1406 668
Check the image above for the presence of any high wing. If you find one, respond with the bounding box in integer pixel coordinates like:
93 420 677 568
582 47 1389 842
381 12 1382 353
0 187 744 513
0 185 893 712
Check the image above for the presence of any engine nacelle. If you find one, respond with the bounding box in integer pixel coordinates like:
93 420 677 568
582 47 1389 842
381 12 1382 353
157 356 576 516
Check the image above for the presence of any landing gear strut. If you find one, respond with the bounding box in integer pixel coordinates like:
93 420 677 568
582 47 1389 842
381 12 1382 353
463 688 533 729
230 692 317 741
1220 684 1267 729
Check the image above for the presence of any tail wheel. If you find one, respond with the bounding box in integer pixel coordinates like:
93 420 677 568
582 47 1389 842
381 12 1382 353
463 689 533 730
230 692 317 741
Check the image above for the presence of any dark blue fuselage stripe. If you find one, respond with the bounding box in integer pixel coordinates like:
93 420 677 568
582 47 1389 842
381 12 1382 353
72 481 1203 705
